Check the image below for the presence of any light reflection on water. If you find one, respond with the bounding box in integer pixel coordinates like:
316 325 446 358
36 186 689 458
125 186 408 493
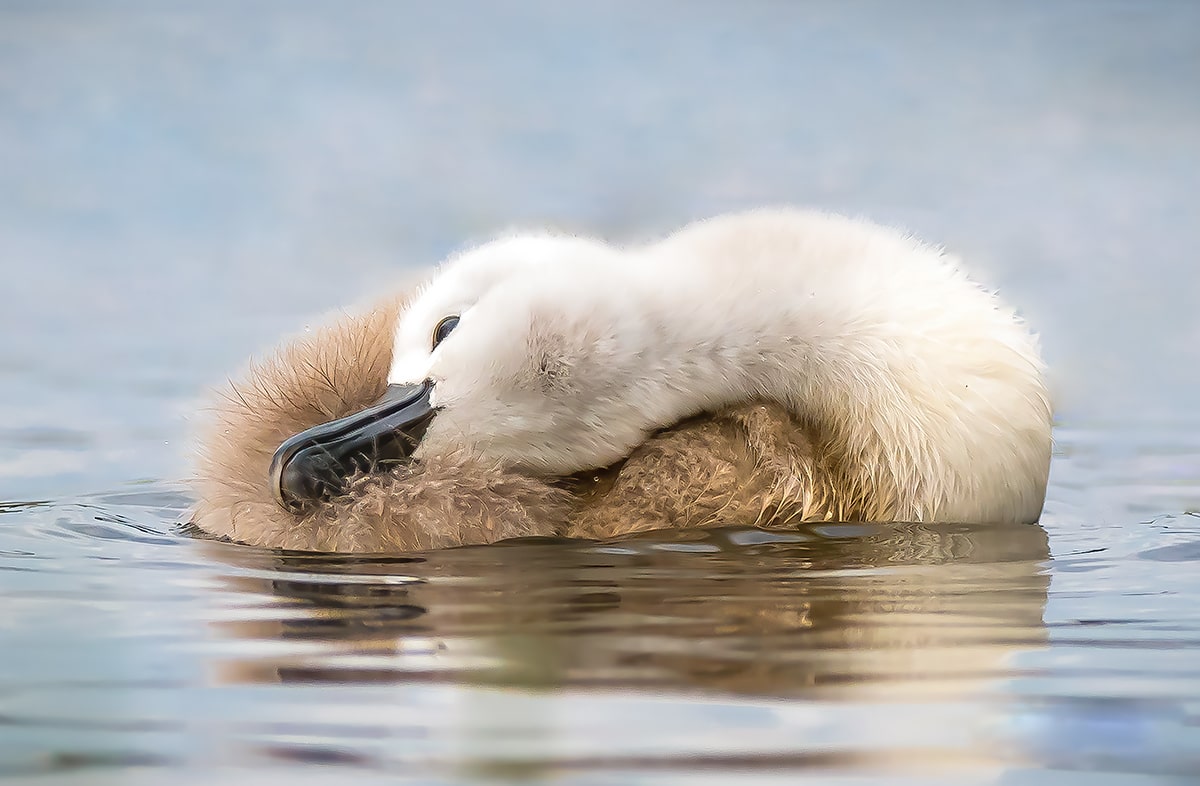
2 439 1200 782
1 493 1053 780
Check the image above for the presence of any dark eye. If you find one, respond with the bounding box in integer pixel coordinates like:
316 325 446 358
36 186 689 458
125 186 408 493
432 315 460 348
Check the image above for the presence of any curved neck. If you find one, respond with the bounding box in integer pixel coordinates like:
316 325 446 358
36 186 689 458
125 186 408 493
603 244 941 519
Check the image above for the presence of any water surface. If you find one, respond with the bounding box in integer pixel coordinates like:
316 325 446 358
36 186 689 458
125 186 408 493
3 459 1200 782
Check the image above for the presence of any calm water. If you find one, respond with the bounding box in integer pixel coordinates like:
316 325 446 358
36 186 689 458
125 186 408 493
2 2 1199 783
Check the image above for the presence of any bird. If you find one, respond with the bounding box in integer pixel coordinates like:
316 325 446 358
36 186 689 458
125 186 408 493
191 208 1052 553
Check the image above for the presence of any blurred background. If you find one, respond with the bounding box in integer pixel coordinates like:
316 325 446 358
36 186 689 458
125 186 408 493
1 0 1197 500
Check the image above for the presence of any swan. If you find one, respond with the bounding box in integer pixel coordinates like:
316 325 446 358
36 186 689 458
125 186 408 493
192 208 1051 552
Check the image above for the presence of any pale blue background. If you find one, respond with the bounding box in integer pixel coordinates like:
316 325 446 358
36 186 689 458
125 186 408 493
1 1 1197 499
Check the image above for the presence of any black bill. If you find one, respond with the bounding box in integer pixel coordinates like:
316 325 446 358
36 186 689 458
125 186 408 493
269 381 436 511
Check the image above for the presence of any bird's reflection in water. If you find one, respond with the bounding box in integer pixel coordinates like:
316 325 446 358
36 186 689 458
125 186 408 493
195 522 1050 776
201 521 1050 700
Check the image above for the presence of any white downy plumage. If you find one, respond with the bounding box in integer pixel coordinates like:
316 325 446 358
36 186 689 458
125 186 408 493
388 208 1052 525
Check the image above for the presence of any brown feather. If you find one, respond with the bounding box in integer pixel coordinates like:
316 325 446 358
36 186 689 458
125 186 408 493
193 293 882 552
